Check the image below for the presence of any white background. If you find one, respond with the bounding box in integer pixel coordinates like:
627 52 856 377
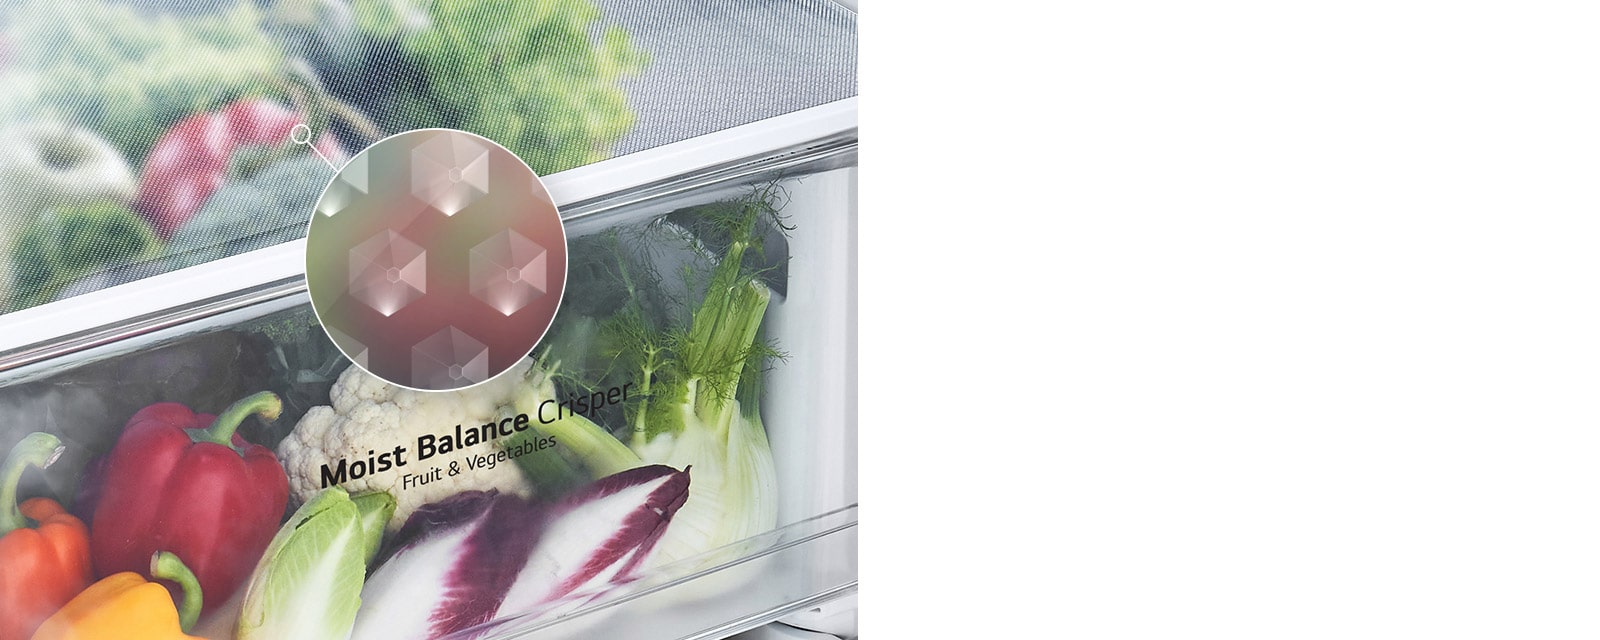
861 1 1600 637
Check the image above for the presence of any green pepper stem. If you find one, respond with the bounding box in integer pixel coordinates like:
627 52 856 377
150 551 203 633
193 391 281 448
0 432 64 534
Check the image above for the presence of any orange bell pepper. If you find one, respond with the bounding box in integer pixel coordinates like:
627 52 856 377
30 551 204 640
0 433 92 640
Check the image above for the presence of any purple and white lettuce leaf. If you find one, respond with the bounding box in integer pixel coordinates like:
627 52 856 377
494 464 691 620
349 490 542 640
349 465 691 639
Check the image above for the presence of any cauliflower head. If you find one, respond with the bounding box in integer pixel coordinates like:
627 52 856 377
278 358 548 532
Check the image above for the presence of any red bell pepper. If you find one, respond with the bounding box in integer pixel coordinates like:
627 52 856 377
0 433 93 640
133 99 344 239
89 391 289 615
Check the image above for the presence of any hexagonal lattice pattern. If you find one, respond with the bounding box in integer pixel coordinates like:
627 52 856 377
323 325 369 369
308 129 565 391
316 154 370 217
411 326 490 389
410 132 490 216
348 230 426 316
469 229 549 316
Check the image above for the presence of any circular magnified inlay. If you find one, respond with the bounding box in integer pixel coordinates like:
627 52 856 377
306 129 567 391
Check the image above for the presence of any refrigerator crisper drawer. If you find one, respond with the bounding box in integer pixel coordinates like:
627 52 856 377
0 107 857 640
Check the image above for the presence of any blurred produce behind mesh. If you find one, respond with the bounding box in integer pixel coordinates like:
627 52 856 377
0 0 856 313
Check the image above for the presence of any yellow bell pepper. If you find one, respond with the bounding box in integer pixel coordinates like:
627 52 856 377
31 551 204 640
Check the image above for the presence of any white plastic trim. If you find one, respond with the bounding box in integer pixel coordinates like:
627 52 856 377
0 98 857 354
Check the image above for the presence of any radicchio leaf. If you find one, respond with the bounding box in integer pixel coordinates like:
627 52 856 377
349 491 541 640
349 466 691 640
495 464 691 619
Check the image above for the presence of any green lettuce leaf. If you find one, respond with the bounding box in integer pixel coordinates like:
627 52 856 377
237 487 381 640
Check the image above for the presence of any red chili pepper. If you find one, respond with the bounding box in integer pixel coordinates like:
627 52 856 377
89 392 289 615
133 99 344 239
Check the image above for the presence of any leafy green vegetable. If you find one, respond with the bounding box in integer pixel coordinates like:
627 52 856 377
164 155 334 269
260 0 364 79
351 491 397 564
0 0 286 163
349 0 430 37
9 200 159 310
358 0 647 175
237 306 349 443
236 486 385 640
